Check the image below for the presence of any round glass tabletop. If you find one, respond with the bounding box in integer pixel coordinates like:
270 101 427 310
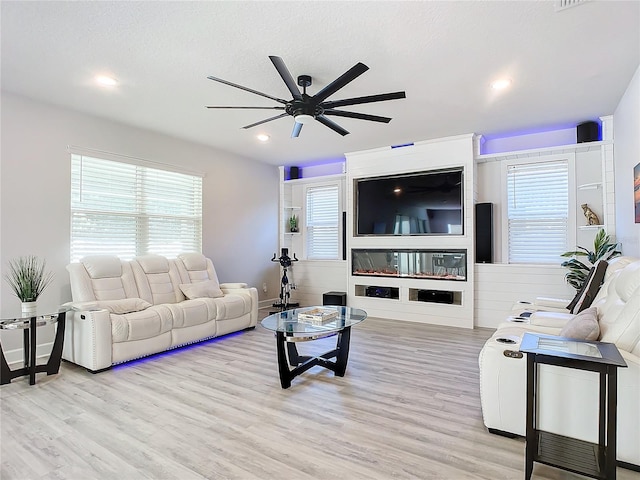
0 307 68 330
261 306 367 335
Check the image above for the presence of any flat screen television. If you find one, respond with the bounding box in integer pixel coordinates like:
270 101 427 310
355 168 464 236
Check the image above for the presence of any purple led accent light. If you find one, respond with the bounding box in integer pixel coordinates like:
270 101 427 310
285 158 344 179
480 123 589 155
112 330 245 370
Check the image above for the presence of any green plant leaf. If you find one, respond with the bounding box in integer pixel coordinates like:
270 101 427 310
3 256 54 302
560 229 620 292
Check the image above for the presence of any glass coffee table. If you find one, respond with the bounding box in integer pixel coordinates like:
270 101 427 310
261 306 367 389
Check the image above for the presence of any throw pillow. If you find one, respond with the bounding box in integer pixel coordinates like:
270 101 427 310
94 298 152 314
559 307 600 341
571 259 608 314
180 280 224 299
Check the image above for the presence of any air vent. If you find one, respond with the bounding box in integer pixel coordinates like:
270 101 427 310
555 0 589 11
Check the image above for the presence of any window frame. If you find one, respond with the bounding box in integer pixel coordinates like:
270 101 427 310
69 149 203 262
500 152 576 265
302 179 344 261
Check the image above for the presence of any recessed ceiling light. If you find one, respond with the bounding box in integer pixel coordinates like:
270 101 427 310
256 134 270 142
95 75 118 87
491 78 512 90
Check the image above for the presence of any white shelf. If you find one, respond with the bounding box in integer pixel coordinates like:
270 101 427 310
284 232 301 236
578 182 602 191
476 141 609 164
578 225 604 230
284 206 301 210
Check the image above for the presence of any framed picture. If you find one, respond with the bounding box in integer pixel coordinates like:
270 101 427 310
635 162 640 223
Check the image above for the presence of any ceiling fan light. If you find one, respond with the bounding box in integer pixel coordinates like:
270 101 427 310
294 114 314 124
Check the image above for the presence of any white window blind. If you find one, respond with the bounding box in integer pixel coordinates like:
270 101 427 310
306 184 340 260
507 159 569 264
71 154 202 262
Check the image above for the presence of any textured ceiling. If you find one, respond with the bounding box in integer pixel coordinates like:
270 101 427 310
2 1 639 166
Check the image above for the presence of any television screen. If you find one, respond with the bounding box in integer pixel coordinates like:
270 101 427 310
356 168 464 236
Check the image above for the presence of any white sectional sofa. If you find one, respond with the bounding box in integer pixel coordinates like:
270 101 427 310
63 253 258 372
479 256 640 466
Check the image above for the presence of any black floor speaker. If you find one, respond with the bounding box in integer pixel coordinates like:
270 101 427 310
475 202 493 263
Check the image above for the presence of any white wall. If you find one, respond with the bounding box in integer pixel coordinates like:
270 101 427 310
0 93 280 320
613 64 640 257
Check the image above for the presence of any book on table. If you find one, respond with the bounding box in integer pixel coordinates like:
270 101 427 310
297 307 339 324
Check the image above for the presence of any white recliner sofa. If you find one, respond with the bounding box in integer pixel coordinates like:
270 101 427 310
479 256 640 467
63 253 258 372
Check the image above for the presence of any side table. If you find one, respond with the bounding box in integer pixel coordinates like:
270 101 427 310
519 332 627 480
0 309 67 385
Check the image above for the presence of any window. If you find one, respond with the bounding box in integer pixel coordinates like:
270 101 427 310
305 184 340 260
70 153 202 262
505 157 571 264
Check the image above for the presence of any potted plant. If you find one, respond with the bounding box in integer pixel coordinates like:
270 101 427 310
289 214 298 233
4 255 54 316
560 229 620 291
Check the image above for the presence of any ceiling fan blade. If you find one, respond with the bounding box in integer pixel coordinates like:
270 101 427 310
321 91 406 109
291 122 303 138
269 56 303 100
241 113 289 129
323 109 392 123
315 115 350 136
312 62 369 103
205 106 285 110
207 75 289 104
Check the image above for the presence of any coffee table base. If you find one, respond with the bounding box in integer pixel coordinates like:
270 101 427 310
276 326 351 389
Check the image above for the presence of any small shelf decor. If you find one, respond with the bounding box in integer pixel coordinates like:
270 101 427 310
3 256 54 316
289 214 298 233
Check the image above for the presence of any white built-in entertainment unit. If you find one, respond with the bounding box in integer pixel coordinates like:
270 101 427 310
345 135 476 328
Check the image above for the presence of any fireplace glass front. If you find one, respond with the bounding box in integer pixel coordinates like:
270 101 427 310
352 249 466 281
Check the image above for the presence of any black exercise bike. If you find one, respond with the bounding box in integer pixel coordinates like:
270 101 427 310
270 248 299 312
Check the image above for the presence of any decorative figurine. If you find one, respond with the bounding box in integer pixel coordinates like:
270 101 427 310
581 203 601 226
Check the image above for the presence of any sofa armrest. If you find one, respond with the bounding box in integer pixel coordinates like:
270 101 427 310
220 284 258 327
535 296 571 309
66 301 105 311
529 311 574 328
62 308 113 371
220 282 248 290
512 298 570 316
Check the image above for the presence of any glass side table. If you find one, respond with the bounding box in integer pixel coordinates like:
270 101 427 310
519 332 627 480
0 308 67 385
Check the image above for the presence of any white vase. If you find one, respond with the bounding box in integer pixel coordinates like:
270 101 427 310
21 301 37 317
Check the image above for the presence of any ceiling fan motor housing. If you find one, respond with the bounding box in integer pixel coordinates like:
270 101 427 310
297 75 312 88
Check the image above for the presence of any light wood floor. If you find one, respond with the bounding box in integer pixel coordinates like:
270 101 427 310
2 312 639 480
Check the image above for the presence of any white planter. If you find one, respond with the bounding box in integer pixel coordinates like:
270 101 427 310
21 301 37 317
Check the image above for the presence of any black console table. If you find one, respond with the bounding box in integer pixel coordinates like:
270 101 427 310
0 310 66 385
520 333 627 480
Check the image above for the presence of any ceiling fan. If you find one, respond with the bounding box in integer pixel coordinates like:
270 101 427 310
205 56 406 138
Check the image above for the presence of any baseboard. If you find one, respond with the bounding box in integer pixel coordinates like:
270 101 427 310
259 298 278 309
3 342 55 366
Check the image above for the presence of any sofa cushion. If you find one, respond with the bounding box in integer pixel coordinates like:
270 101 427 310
132 255 181 305
178 252 208 272
111 305 173 343
176 253 222 285
559 307 600 341
81 255 123 279
180 280 223 299
95 298 152 314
